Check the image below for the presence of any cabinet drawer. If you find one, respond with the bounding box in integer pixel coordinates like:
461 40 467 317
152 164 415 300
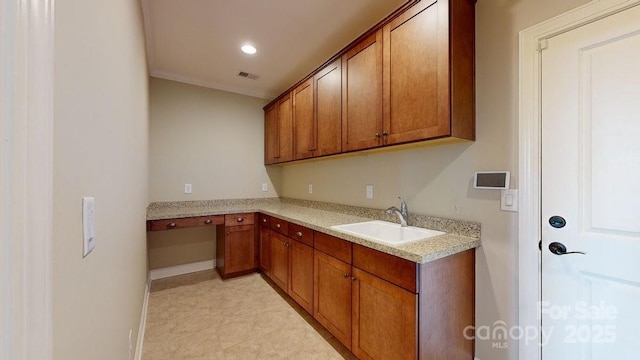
288 223 314 247
258 213 271 227
225 213 255 226
270 217 289 235
314 232 352 264
147 215 223 231
353 244 418 293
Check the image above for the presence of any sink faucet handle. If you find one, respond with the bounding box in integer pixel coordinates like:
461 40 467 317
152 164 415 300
397 196 408 219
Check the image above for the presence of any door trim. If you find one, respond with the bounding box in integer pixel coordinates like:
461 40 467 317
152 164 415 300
0 1 54 359
518 1 640 359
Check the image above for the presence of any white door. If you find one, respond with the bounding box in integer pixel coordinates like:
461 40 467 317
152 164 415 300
541 4 640 359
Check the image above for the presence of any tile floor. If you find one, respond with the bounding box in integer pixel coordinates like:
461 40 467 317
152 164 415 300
142 270 355 359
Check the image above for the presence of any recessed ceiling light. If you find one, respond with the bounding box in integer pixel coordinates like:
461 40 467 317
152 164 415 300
241 45 257 54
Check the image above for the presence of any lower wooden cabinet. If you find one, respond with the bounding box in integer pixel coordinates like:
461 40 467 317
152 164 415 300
288 239 314 314
270 231 290 291
256 216 474 360
313 249 353 349
216 222 257 279
259 224 271 276
216 214 258 279
352 267 417 360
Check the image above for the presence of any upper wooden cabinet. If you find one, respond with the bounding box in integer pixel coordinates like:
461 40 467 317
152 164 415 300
292 78 315 160
292 59 343 160
382 0 474 145
314 59 342 157
265 0 475 165
265 94 294 164
342 31 383 152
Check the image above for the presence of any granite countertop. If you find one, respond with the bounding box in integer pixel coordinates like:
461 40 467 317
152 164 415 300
147 197 481 264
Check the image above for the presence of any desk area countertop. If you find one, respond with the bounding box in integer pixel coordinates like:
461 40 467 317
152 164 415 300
147 197 481 264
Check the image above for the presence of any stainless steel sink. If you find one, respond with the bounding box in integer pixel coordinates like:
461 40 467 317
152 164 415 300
330 220 444 246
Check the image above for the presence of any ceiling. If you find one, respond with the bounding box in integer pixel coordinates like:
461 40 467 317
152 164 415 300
141 0 407 100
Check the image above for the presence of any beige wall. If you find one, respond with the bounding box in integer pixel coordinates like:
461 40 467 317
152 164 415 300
148 78 276 268
53 0 149 359
281 0 588 359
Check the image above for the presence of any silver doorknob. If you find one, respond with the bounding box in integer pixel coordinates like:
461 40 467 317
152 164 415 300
549 242 585 255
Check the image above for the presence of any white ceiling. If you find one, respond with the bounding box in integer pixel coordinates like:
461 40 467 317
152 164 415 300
141 0 407 100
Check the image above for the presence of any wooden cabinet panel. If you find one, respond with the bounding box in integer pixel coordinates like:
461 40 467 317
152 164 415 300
353 244 418 293
352 267 417 360
342 30 383 152
258 213 271 227
314 250 352 349
314 59 342 156
270 232 290 291
314 232 352 264
419 249 475 359
264 104 279 165
288 239 314 314
223 225 256 277
293 78 315 160
383 0 447 145
259 225 271 276
265 94 294 164
270 217 289 235
277 94 294 163
224 213 255 226
147 215 223 231
288 223 314 247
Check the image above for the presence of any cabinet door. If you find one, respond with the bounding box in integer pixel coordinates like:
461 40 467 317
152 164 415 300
314 250 352 349
288 239 314 314
314 59 342 156
293 78 315 160
224 225 256 274
342 30 383 152
351 267 417 360
382 0 449 145
277 94 294 163
264 104 279 165
259 225 271 276
270 232 289 291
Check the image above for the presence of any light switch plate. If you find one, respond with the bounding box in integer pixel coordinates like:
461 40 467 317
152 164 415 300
501 189 519 212
261 183 268 192
82 197 96 257
308 184 313 194
184 183 192 194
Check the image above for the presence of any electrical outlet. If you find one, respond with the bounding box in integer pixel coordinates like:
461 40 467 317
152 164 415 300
261 183 268 192
366 185 374 199
308 184 313 194
184 183 192 194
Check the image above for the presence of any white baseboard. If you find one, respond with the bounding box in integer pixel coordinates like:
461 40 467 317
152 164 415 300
134 276 151 360
148 260 216 281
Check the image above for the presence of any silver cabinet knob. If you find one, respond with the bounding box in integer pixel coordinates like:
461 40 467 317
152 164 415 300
276 223 281 228
296 231 303 237
263 218 267 223
168 223 176 228
204 219 212 224
237 217 244 222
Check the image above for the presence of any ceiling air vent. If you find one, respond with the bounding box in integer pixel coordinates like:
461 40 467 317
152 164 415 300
238 71 259 80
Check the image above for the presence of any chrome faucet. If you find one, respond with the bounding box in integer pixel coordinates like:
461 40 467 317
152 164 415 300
386 196 409 227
